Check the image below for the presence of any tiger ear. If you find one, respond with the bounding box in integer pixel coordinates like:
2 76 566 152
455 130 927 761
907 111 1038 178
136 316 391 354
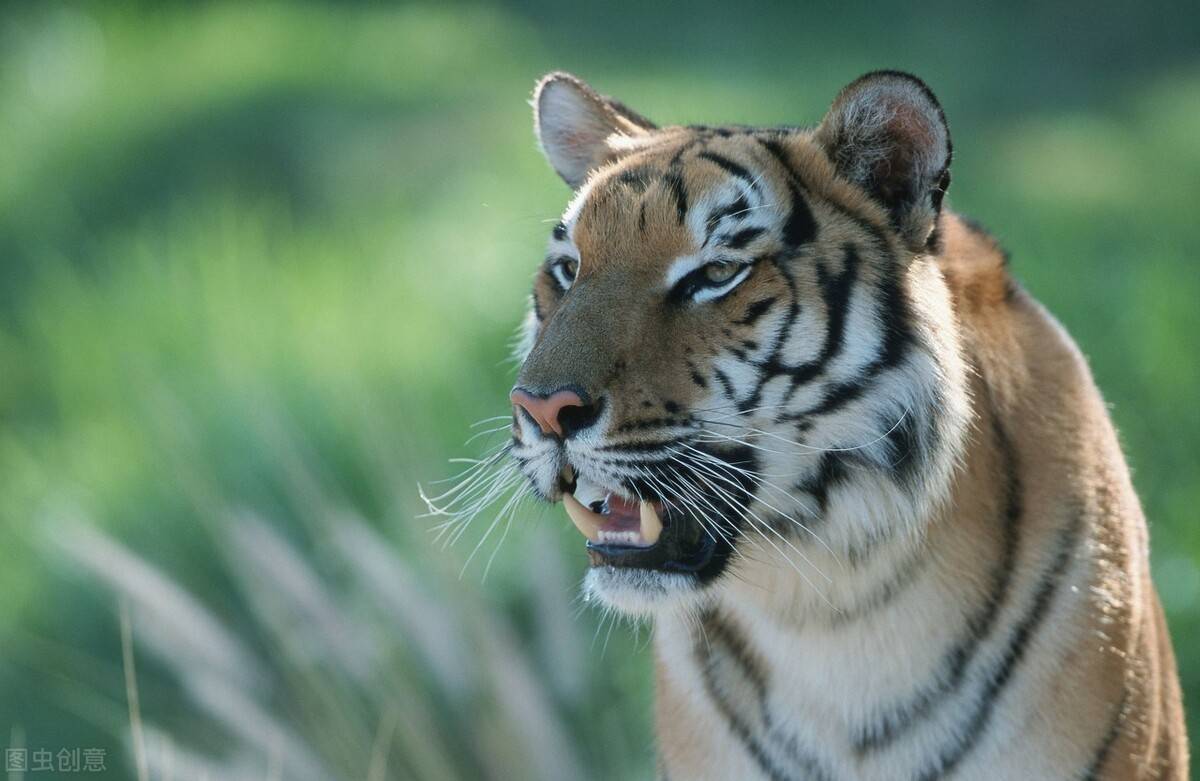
816 71 952 249
533 72 657 189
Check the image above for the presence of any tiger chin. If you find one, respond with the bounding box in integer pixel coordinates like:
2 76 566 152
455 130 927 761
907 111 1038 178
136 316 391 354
504 70 1187 780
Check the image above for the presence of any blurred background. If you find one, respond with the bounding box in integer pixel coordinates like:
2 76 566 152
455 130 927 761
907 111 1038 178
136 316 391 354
0 2 1197 779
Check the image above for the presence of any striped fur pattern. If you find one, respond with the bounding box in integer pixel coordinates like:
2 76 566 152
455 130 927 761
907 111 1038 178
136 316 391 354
509 71 1187 779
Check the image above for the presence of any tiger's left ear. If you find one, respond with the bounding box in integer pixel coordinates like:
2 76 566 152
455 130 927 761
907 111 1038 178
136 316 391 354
533 72 657 189
816 71 952 250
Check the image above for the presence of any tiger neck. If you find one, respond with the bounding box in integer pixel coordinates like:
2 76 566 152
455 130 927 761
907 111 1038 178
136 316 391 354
652 365 1019 739
718 362 1009 626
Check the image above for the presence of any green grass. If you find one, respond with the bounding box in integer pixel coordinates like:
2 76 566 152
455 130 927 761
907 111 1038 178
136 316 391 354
0 1 1197 778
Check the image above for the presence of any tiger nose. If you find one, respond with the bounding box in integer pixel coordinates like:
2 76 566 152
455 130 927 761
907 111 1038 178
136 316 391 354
510 387 595 438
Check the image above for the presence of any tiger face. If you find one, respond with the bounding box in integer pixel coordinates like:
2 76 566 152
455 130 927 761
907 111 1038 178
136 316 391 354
510 72 970 615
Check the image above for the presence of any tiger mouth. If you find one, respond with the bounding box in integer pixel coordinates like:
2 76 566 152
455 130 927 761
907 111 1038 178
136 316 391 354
558 465 722 573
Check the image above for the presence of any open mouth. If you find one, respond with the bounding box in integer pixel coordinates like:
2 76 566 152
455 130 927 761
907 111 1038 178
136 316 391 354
558 465 722 573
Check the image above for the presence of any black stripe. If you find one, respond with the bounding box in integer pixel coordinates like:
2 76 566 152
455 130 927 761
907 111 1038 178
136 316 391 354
617 165 657 192
770 244 859 404
777 264 918 428
796 377 868 420
713 368 737 401
702 610 770 710
755 133 888 253
914 506 1083 781
767 253 801 334
696 661 793 781
687 124 758 139
596 438 687 454
724 252 798 415
706 194 751 236
614 416 685 433
883 406 921 479
694 611 833 781
780 180 818 248
844 524 897 568
796 452 849 515
737 298 777 326
697 150 760 190
1081 688 1127 781
723 254 799 417
592 456 678 472
812 249 857 364
875 272 914 369
662 169 689 223
829 551 928 627
723 226 766 249
854 400 1022 753
754 137 818 249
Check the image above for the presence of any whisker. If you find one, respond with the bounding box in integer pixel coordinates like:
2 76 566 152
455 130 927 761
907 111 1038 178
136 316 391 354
682 461 832 596
433 472 519 547
692 405 913 456
423 444 510 491
637 465 732 549
633 451 801 580
470 415 514 428
458 477 528 576
464 425 513 446
689 401 795 417
423 458 516 521
677 446 843 571
675 452 833 581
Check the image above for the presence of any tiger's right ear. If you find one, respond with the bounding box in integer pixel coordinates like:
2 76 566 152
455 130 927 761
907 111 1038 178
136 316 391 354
533 72 657 189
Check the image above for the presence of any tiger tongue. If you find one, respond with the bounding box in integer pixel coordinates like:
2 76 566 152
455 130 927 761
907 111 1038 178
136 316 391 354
601 494 642 531
602 496 664 545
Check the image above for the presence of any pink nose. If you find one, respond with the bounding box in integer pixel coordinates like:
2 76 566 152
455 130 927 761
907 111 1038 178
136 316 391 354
510 388 586 438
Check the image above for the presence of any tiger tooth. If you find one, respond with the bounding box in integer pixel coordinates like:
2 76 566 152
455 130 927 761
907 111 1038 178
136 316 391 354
562 463 575 484
563 492 602 542
639 500 663 545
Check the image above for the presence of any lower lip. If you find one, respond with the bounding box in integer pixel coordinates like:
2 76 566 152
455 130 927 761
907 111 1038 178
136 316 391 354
585 528 718 573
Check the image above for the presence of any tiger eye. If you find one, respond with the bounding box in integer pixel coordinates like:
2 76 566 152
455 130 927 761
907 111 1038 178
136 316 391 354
703 262 740 284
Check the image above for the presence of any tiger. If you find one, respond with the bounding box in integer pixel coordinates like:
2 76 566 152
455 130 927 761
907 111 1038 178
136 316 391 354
503 70 1188 779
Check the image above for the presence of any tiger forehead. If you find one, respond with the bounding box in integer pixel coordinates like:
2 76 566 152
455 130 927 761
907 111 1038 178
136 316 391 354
569 134 773 272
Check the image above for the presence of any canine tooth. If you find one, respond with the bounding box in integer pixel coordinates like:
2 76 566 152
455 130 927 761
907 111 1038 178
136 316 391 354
562 463 575 483
563 493 602 542
639 501 663 545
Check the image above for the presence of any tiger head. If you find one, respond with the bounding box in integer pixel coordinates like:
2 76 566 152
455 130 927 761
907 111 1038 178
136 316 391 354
509 71 971 616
